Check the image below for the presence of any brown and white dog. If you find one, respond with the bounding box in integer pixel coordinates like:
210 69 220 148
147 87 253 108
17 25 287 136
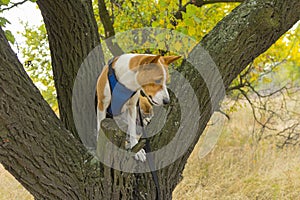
96 54 181 161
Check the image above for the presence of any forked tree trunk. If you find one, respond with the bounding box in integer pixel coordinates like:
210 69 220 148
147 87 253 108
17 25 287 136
0 0 299 199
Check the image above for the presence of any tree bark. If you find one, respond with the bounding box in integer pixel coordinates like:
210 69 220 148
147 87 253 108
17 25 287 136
0 0 299 199
37 0 103 137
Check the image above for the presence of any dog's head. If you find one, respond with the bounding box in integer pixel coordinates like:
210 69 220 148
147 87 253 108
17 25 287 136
130 54 181 106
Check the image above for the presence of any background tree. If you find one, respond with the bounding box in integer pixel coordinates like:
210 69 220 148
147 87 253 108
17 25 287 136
0 0 299 199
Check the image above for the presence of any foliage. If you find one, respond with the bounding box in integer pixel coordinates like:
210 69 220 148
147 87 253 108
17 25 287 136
0 0 58 112
20 23 58 113
0 3 15 44
3 28 14 43
0 0 10 6
229 23 300 96
175 3 238 41
254 23 300 87
95 0 238 56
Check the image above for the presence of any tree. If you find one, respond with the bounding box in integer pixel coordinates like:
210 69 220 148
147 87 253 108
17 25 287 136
0 0 299 199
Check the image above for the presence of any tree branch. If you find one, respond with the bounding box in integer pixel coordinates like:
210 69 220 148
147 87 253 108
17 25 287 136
0 0 28 12
98 0 124 56
99 118 146 153
174 0 244 20
98 0 115 38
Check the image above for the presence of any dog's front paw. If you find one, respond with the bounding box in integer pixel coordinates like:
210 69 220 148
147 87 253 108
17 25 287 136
134 149 146 162
143 117 152 126
127 138 147 162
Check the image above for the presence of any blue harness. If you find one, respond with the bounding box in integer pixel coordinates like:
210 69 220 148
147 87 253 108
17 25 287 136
106 58 137 118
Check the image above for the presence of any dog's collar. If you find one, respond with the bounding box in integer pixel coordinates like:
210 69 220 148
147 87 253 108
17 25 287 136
107 58 137 117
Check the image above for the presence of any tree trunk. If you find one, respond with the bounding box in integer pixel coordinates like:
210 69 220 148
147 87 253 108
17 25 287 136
0 0 299 199
37 0 103 136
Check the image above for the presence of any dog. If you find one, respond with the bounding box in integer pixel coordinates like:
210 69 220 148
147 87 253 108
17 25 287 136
96 54 181 161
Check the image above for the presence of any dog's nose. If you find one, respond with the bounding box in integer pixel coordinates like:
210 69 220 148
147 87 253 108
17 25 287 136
163 98 170 105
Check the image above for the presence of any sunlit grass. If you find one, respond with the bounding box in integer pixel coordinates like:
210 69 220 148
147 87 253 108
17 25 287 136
0 164 33 200
173 103 300 199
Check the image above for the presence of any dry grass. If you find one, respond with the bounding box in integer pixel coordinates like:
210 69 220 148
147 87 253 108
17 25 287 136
173 104 300 199
1 101 299 199
0 164 33 200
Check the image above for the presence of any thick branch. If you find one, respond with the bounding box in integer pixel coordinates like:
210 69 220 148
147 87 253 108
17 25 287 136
100 119 146 153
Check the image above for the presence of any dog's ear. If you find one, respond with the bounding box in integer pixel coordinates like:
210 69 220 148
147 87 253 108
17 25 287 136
130 55 160 71
139 55 160 65
162 55 181 65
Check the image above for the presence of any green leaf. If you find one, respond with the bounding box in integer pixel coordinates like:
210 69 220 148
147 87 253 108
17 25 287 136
262 76 272 84
186 4 197 16
193 16 202 24
0 17 10 27
4 30 15 44
0 0 10 5
159 0 167 7
184 18 194 27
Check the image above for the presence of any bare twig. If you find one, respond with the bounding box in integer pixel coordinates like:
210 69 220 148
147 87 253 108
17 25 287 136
174 0 244 20
1 0 28 12
238 88 277 131
216 109 230 120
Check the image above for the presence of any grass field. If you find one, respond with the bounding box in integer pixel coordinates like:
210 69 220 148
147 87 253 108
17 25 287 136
173 104 300 199
0 164 33 200
1 102 299 199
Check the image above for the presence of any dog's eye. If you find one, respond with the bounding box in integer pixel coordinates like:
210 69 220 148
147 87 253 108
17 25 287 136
154 79 162 84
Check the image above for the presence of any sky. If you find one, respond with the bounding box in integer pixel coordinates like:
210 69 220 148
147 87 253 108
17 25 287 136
2 1 43 62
